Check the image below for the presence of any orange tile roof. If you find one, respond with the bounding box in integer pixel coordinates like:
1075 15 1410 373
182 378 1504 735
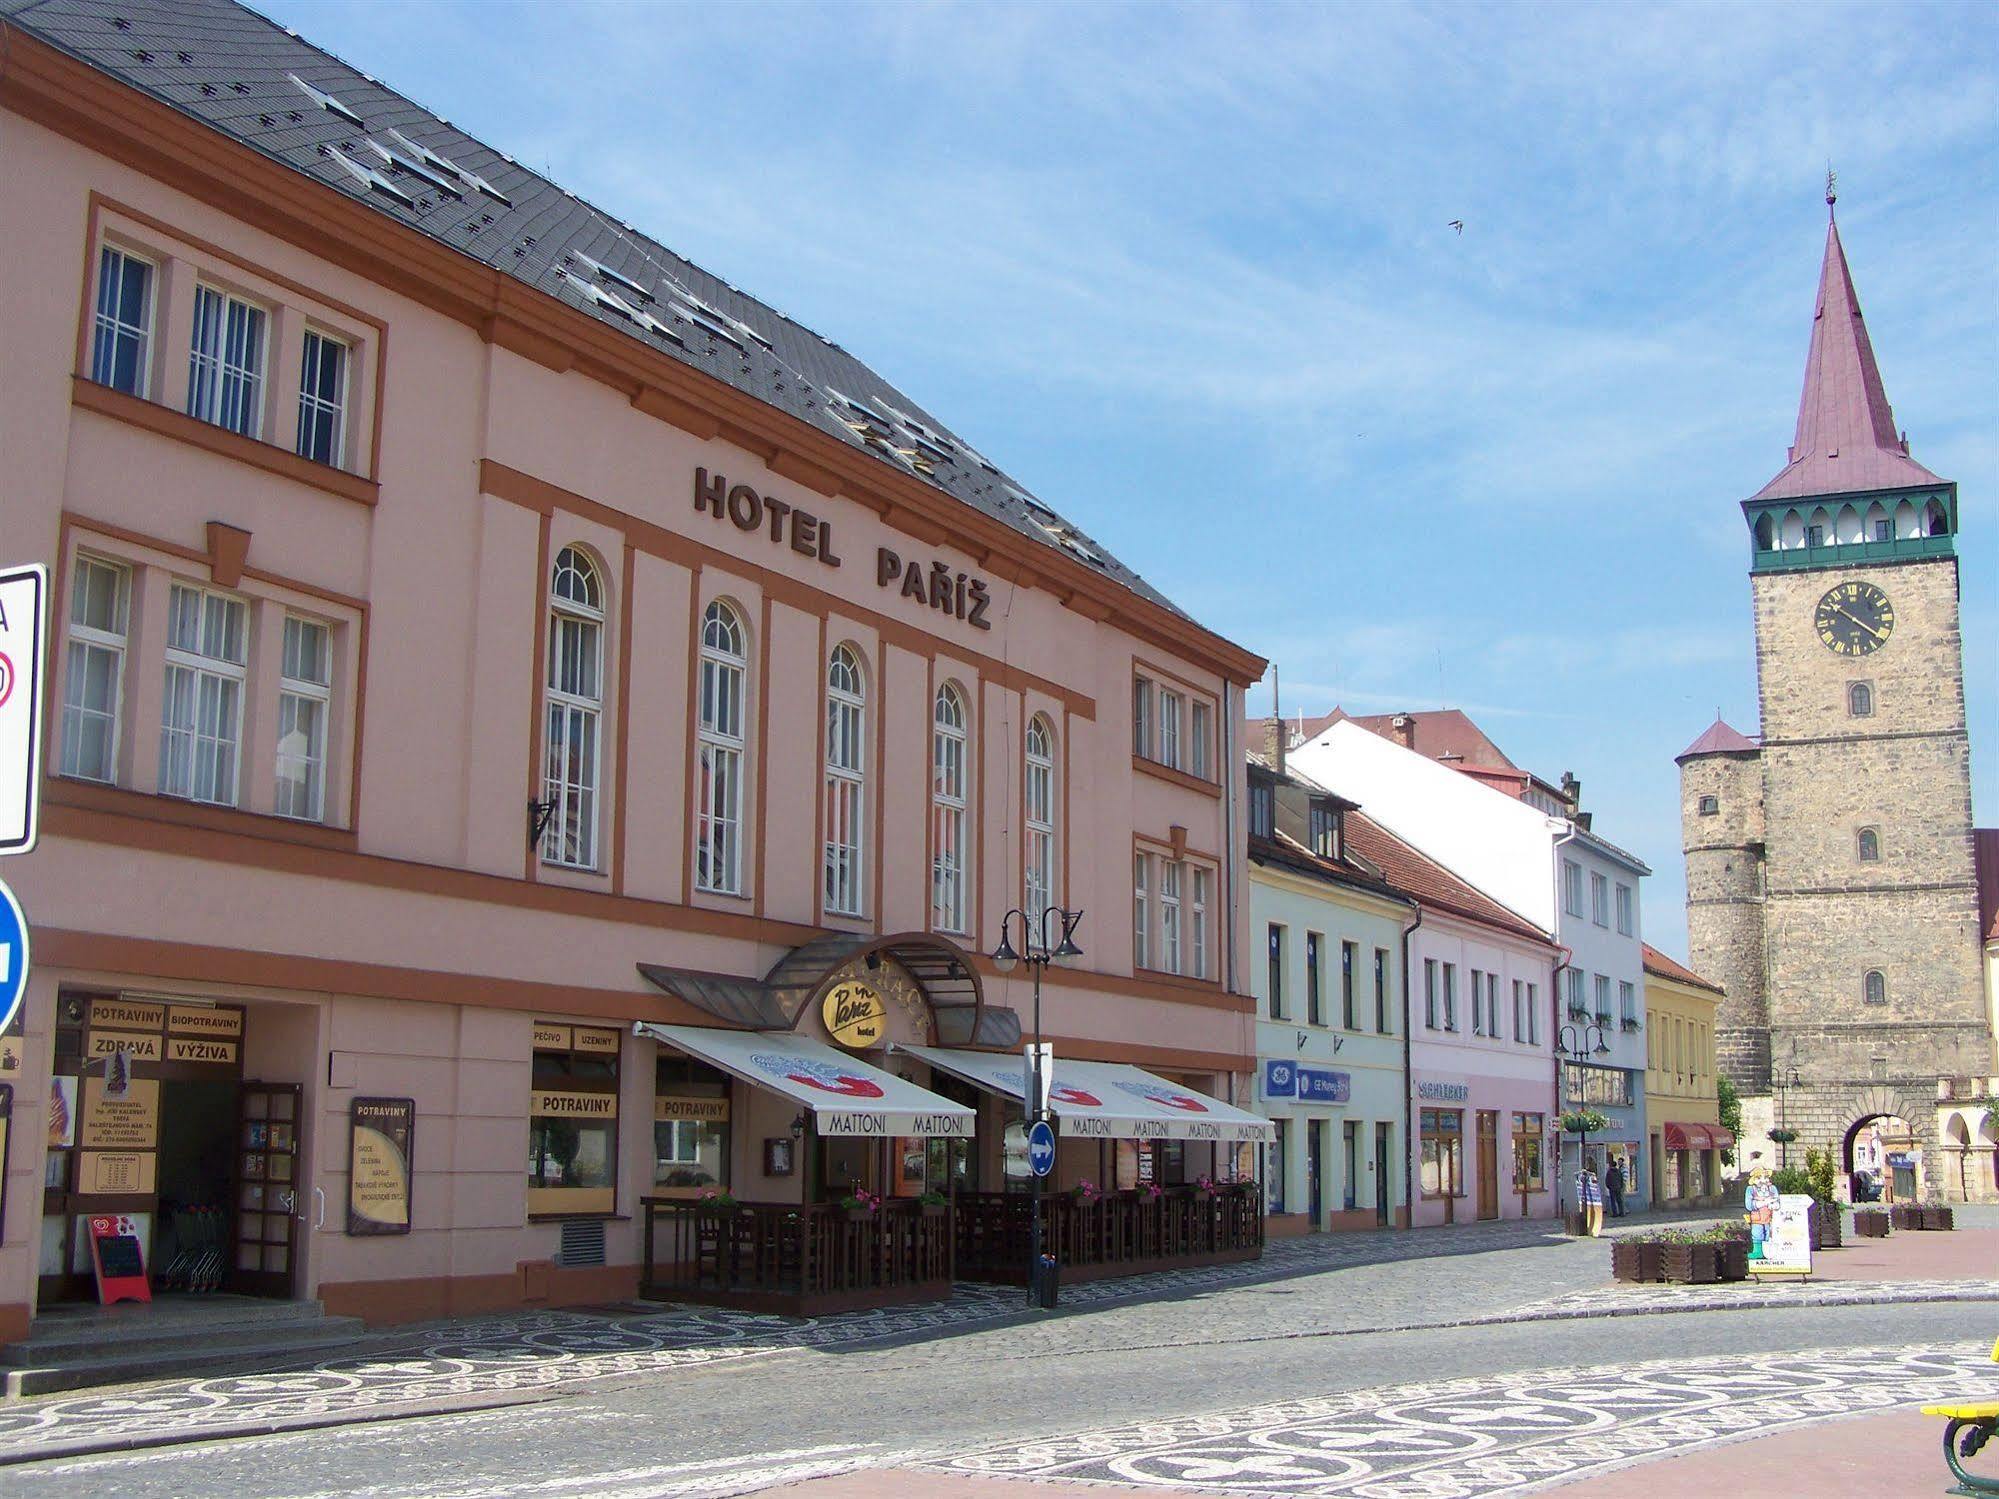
1641 943 1724 995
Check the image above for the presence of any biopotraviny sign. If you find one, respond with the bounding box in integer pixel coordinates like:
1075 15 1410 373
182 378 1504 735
0 565 48 858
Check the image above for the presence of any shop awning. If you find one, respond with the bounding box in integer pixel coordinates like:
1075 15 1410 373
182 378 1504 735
644 1025 973 1137
897 1045 1274 1143
1663 1122 1718 1151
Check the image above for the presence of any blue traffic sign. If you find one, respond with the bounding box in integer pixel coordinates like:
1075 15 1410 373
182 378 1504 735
1026 1118 1056 1178
0 876 27 1039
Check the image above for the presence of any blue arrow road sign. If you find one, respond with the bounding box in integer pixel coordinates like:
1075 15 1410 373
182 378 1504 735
1027 1118 1056 1178
0 876 27 1039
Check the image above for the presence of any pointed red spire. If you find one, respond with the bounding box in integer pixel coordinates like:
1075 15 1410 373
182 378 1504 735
1750 217 1940 502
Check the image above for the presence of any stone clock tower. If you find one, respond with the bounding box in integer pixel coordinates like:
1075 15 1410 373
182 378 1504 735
1680 202 1992 1194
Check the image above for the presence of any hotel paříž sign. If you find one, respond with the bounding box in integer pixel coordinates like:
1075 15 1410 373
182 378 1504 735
347 1097 414 1235
821 981 887 1049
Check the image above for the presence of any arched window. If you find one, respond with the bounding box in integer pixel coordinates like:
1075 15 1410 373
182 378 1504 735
1865 502 1891 543
543 546 603 867
1753 512 1775 551
1024 715 1056 929
1834 504 1861 544
1807 507 1830 548
931 684 969 933
1927 499 1949 537
1780 509 1804 549
1895 499 1920 538
1857 827 1880 863
696 601 746 893
1863 969 1886 1005
823 645 867 917
1848 682 1873 717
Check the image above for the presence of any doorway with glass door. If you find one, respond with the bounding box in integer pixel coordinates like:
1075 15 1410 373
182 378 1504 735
1476 1110 1499 1220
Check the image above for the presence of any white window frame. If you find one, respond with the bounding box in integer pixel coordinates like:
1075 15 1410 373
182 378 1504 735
1159 859 1182 975
931 684 969 933
1470 969 1485 1035
187 283 268 438
1190 866 1210 980
1594 973 1612 1021
1158 690 1183 770
824 644 867 918
1590 871 1610 927
1133 851 1150 969
1527 983 1540 1045
1424 958 1438 1029
1442 964 1457 1031
1512 979 1525 1044
59 555 130 783
296 327 349 467
159 581 247 806
275 614 332 821
1614 882 1634 937
1619 980 1637 1026
1132 677 1153 759
1025 716 1056 928
542 546 604 869
90 245 154 397
1190 700 1211 779
696 602 747 894
1562 859 1584 918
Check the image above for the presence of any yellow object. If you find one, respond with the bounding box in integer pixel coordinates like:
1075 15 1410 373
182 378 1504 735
1922 1403 1999 1419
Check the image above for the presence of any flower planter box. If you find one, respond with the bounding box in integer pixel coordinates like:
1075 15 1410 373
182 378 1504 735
919 1204 950 1219
1812 1205 1843 1249
1922 1206 1955 1232
1662 1244 1718 1284
1715 1240 1749 1281
1890 1204 1924 1230
1853 1208 1889 1238
1611 1241 1665 1283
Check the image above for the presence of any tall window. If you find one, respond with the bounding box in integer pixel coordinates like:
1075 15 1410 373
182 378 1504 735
1512 979 1526 1043
159 582 247 805
1420 1110 1462 1198
1857 827 1880 863
1619 980 1637 1026
1848 682 1873 717
1132 677 1153 758
1442 964 1458 1031
1863 970 1886 1005
1305 932 1323 1024
1191 868 1210 980
1614 882 1634 937
59 557 129 782
1374 948 1390 1033
931 685 968 932
1159 861 1182 974
824 645 866 916
1490 973 1503 1038
1341 940 1357 1028
1024 715 1056 928
1526 983 1539 1044
542 548 603 868
1133 852 1150 968
296 329 348 466
1190 700 1211 779
1267 924 1284 1020
275 615 331 821
187 284 266 437
1424 958 1438 1029
1249 782 1274 838
90 246 153 396
696 601 746 893
1470 969 1485 1035
1310 803 1338 859
1159 690 1183 768
1593 973 1612 1022
1562 859 1584 918
1590 871 1610 926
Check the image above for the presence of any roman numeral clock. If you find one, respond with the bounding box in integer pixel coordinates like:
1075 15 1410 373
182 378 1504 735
1813 581 1894 657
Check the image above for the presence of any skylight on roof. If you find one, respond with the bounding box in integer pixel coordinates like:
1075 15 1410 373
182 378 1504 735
662 281 773 352
556 269 681 344
288 73 364 127
383 128 512 207
326 147 414 208
366 138 461 199
569 251 653 303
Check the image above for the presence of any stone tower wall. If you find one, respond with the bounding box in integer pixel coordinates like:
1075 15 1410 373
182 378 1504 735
1680 750 1769 1090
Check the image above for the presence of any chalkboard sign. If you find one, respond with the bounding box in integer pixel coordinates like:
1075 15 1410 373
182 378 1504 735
87 1213 152 1305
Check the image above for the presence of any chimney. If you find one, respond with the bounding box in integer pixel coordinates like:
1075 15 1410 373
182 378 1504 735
1390 713 1415 750
1560 771 1581 809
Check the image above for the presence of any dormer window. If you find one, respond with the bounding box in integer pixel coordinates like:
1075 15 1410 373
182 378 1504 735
1249 782 1274 840
1310 802 1338 860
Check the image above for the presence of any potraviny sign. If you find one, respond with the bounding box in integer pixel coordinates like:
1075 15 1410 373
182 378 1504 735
0 565 48 857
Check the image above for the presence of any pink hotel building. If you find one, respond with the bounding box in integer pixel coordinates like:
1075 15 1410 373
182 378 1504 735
0 0 1269 1338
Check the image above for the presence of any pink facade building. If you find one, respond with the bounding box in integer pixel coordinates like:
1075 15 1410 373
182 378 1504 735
1343 816 1561 1226
0 0 1267 1340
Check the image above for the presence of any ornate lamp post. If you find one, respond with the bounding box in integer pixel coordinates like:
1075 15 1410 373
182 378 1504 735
1557 1020 1611 1218
992 904 1084 1309
1773 1064 1801 1169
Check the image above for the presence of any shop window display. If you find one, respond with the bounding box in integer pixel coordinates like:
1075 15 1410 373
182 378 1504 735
528 1022 621 1216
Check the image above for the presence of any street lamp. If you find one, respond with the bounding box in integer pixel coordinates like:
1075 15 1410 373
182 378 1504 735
1775 1064 1801 1169
1557 1020 1611 1219
992 903 1084 1310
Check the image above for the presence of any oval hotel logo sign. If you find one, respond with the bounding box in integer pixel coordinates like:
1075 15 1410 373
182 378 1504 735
821 981 887 1049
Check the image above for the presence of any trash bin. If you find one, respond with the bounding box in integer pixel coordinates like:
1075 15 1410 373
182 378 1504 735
1032 1253 1059 1309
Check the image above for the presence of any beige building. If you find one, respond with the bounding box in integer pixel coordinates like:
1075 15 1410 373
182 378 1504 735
1640 946 1727 1208
1679 204 1994 1202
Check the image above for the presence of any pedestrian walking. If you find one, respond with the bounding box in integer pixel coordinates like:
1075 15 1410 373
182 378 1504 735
1577 1165 1604 1237
1605 1157 1626 1218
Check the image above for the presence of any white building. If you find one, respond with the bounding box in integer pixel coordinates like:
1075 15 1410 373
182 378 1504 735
1289 719 1652 1210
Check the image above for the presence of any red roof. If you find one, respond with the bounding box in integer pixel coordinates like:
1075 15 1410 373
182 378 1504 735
1975 829 1999 945
1642 943 1724 995
1750 217 1942 503
1334 709 1520 768
1676 717 1759 761
1341 812 1553 948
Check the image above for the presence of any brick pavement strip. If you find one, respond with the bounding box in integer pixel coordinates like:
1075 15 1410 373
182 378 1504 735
1 1212 1994 1466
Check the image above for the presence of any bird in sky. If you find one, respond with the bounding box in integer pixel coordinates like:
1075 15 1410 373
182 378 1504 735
1448 220 1464 234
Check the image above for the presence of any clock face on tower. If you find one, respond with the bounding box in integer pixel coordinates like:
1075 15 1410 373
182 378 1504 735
1814 581 1894 656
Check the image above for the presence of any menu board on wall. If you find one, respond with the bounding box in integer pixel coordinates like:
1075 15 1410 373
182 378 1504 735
347 1096 415 1236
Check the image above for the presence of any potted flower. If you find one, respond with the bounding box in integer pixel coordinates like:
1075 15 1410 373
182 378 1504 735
1921 1194 1955 1232
1891 1201 1923 1231
1661 1227 1719 1283
1766 1128 1798 1146
1072 1178 1102 1204
696 1185 738 1212
1853 1205 1890 1237
1194 1175 1220 1201
916 1189 950 1218
1611 1233 1665 1283
839 1189 882 1222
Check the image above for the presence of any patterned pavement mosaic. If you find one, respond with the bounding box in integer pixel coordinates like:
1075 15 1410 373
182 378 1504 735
930 1340 1999 1497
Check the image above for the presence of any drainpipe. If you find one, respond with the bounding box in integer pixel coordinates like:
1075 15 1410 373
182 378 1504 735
1399 903 1423 1231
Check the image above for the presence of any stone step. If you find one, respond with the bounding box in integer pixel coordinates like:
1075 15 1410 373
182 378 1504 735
2 1297 344 1362
3 1322 372 1397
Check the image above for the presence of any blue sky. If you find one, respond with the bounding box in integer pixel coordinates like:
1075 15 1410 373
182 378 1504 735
267 0 1996 958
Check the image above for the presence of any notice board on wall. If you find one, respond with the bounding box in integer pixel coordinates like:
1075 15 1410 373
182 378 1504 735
347 1096 414 1235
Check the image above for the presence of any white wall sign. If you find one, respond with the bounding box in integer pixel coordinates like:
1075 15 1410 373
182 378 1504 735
0 565 49 856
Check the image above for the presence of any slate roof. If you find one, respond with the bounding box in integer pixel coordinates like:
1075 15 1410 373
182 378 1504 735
1340 812 1553 948
0 0 1179 614
1640 943 1724 996
1247 829 1410 910
1676 717 1760 761
1750 215 1943 503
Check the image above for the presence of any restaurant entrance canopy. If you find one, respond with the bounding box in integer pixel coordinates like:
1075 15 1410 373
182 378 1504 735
640 1024 974 1137
898 1045 1273 1143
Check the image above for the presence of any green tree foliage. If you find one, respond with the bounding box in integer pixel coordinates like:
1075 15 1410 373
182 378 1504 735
1716 1075 1742 1166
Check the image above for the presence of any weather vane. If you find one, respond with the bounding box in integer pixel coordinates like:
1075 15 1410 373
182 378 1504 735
1826 164 1837 216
